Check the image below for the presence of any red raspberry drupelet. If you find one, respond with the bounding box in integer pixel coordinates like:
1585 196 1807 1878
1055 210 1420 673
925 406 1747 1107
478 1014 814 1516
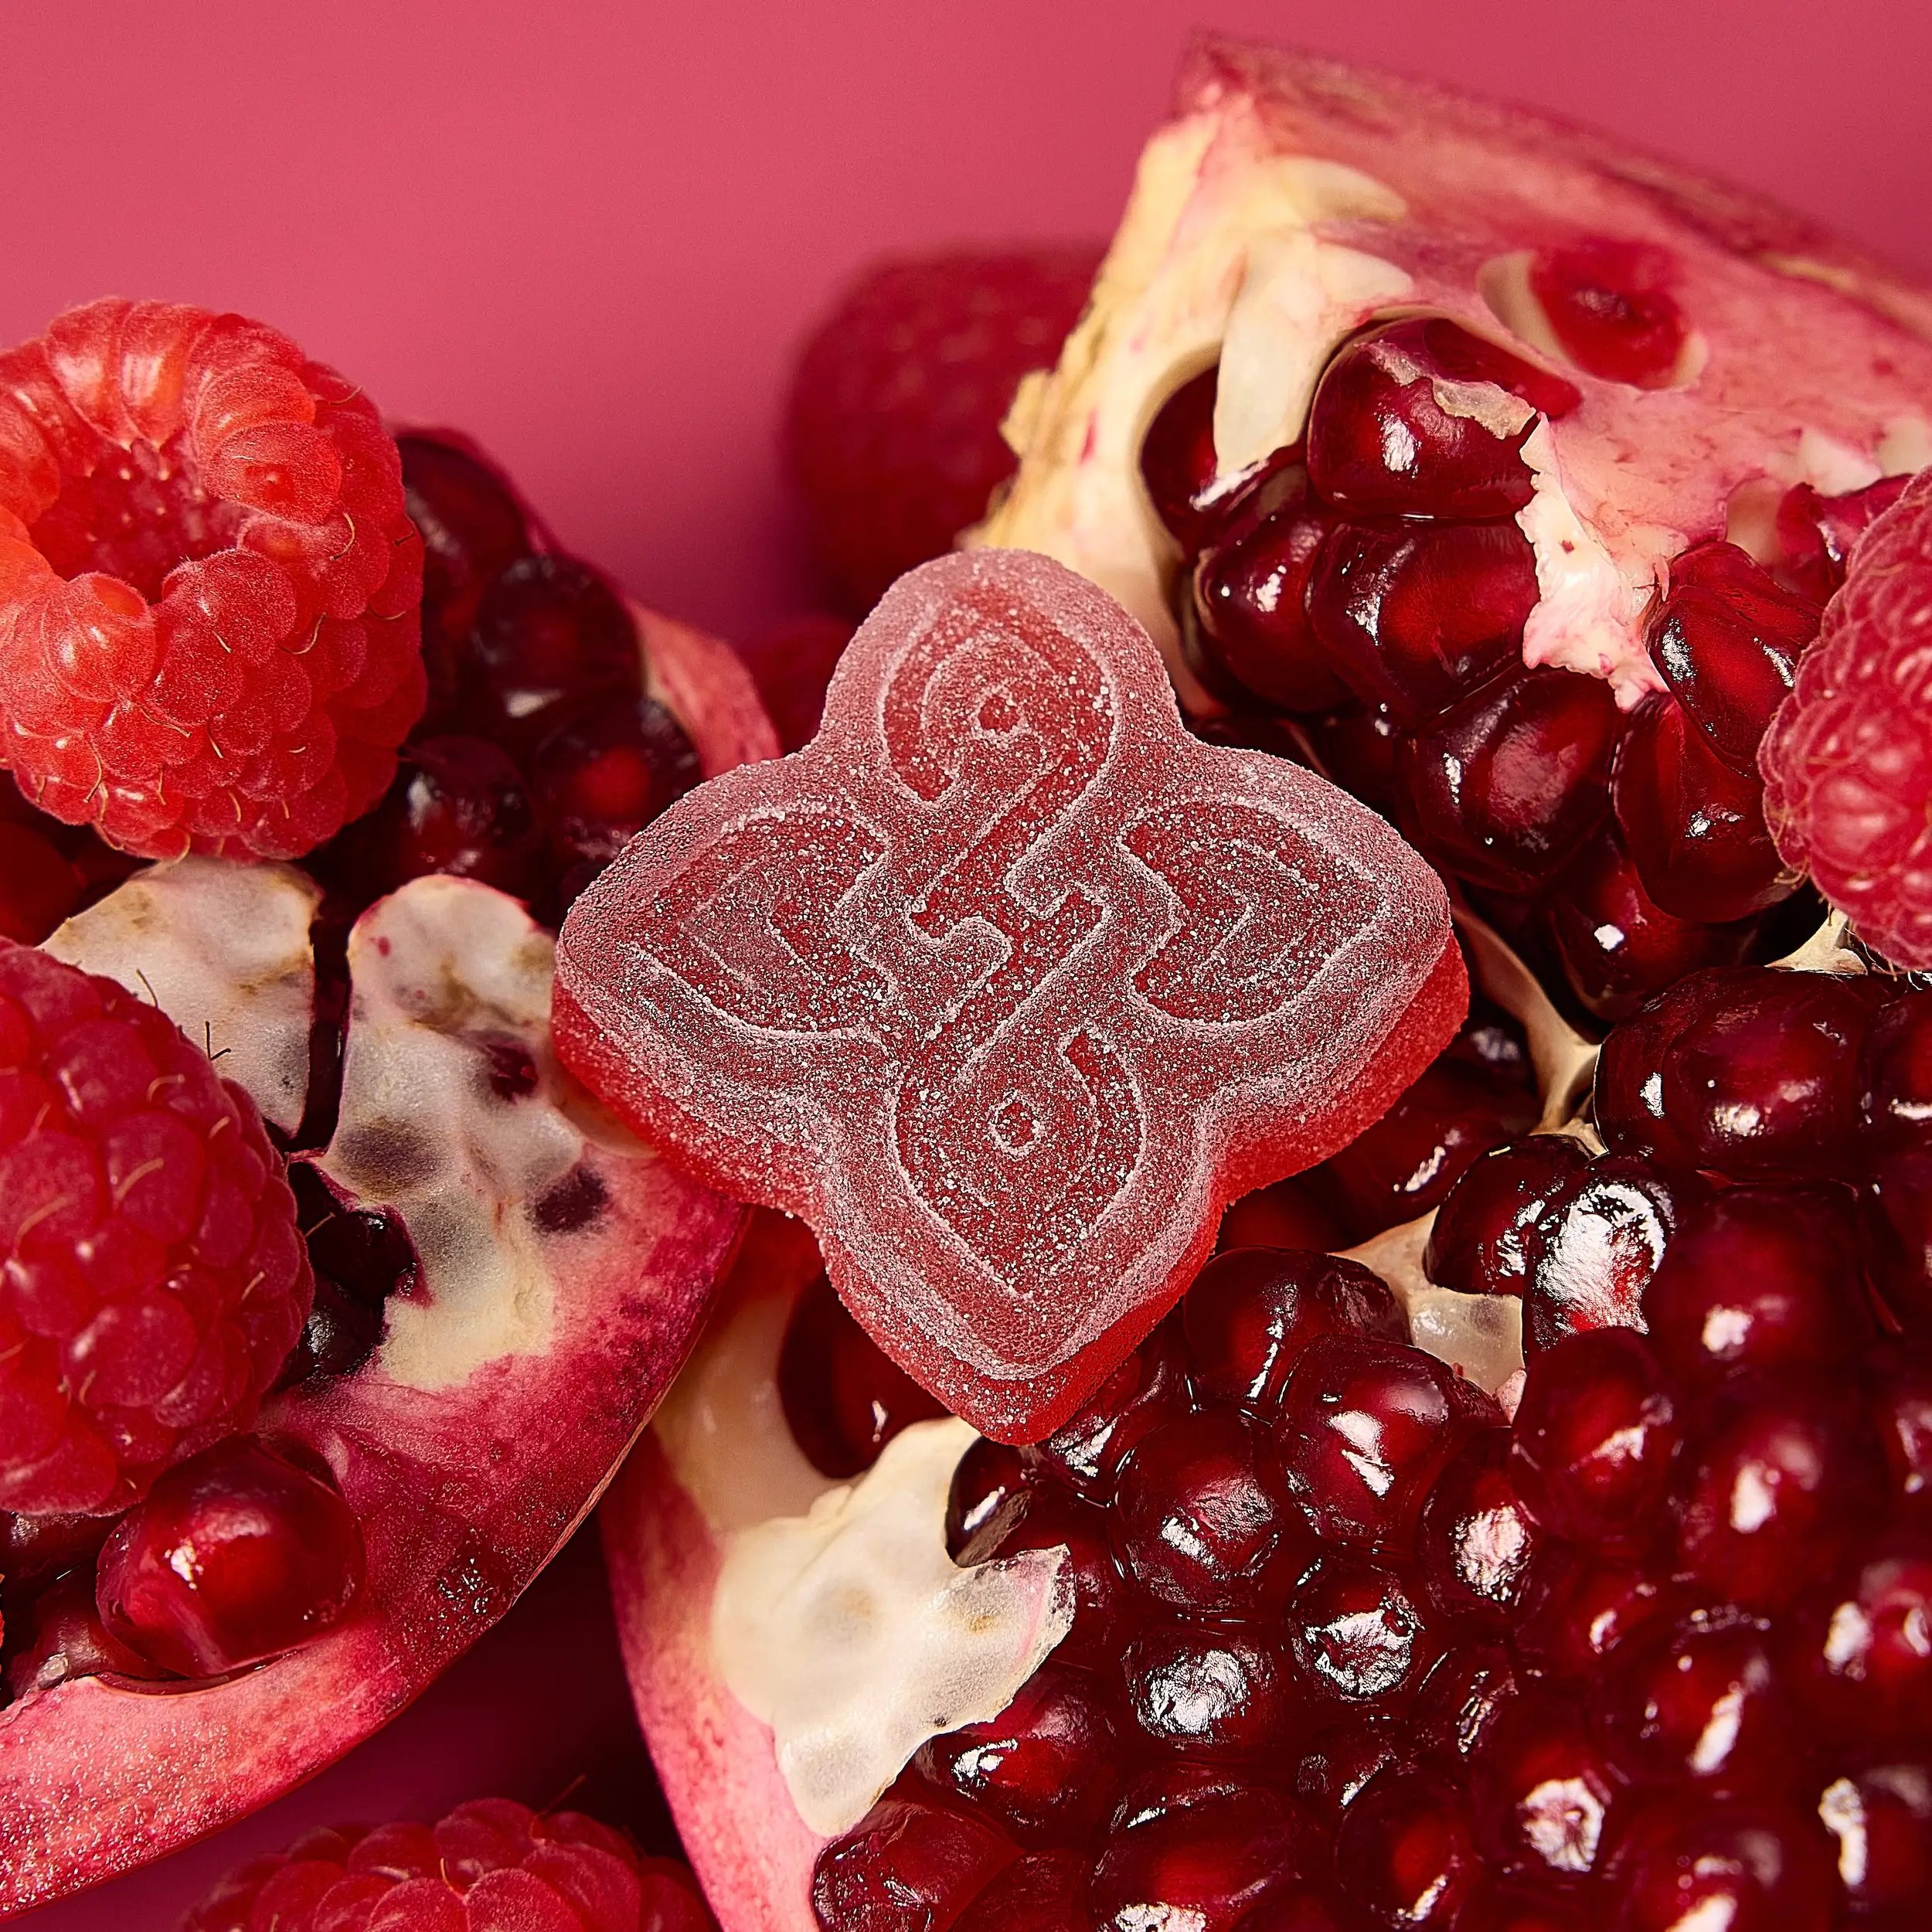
0 299 425 861
0 941 312 1517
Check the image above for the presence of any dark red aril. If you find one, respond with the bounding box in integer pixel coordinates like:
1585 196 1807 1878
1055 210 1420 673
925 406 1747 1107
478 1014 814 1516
1138 365 1272 556
1528 239 1690 389
1611 696 1790 922
1609 1794 1839 1932
1216 1172 1352 1254
1545 827 1763 1022
1306 519 1539 722
529 692 703 885
1306 317 1579 519
974 1487 1126 1661
1308 702 1404 818
1673 1375 1883 1611
1122 1623 1301 1757
5 1569 169 1699
1182 1247 1403 1413
1597 1610 1793 1787
1646 540 1818 772
1296 1716 1410 1815
1524 1154 1685 1351
1641 1184 1874 1388
1091 1766 1310 1932
1456 1882 1592 1932
1114 1407 1303 1613
1417 1428 1539 1622
1469 1688 1621 1881
1788 1536 1932 1744
779 1270 947 1478
1287 1555 1437 1708
1866 1336 1932 1523
1594 966 1879 1181
1030 1325 1189 1500
1413 1641 1521 1764
1860 988 1932 1151
1334 1767 1484 1927
1509 1328 1679 1551
1515 1548 1680 1681
1399 667 1622 896
1865 1145 1932 1330
94 1435 366 1677
1190 466 1350 713
947 1436 1036 1557
810 1794 1016 1932
1775 471 1913 603
914 1664 1121 1845
0 1509 111 1590
1816 1758 1932 1920
951 1850 1087 1932
1278 1335 1469 1553
1425 1136 1593 1300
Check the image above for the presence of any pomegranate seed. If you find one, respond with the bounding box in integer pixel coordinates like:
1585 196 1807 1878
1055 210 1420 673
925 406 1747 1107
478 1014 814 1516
398 433 532 660
1417 1429 1539 1621
1866 1336 1932 1523
1524 1155 1685 1351
1470 1688 1621 1880
1594 967 1879 1181
778 1271 946 1478
1306 318 1578 519
1528 240 1690 389
1182 1247 1403 1413
1308 702 1404 818
1296 1717 1410 1814
1138 366 1272 556
1114 1407 1304 1613
1605 1793 1838 1932
974 1487 1125 1660
1306 519 1539 722
1864 1145 1932 1329
1030 1325 1189 1499
1612 695 1790 921
1646 541 1818 772
1190 467 1349 712
1121 1623 1301 1757
1090 1766 1310 1932
1279 1335 1470 1552
1788 1536 1932 1743
1859 988 1932 1150
951 1850 1086 1932
1775 473 1913 603
1399 668 1621 896
1216 1174 1351 1254
1597 1610 1793 1787
1816 1758 1932 1919
94 1436 366 1677
1287 1555 1437 1707
1425 1137 1593 1300
916 1665 1121 1845
1510 1329 1679 1550
810 1794 1016 1932
5 1568 168 1699
946 1437 1035 1557
1641 1185 1874 1388
1334 1767 1484 1927
1456 1882 1592 1932
1673 1376 1883 1611
1545 827 1762 1021
1413 1641 1521 1763
1515 1548 1681 1680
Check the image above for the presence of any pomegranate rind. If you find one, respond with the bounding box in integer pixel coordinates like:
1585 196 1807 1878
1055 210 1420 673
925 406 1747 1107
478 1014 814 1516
0 597 774 1914
556 548 1463 1442
979 36 1932 715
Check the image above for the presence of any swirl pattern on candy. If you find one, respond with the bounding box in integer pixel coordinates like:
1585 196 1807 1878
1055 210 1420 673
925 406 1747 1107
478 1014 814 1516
556 550 1464 1439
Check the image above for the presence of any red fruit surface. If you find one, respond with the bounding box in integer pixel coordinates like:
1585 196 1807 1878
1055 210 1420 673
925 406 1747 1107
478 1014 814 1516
556 549 1462 1441
0 941 311 1516
1526 239 1690 389
787 248 1101 614
0 299 426 862
184 1800 719 1932
1761 470 1932 967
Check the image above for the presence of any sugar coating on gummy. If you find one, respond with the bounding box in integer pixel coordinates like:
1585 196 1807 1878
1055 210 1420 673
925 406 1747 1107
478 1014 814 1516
556 550 1464 1439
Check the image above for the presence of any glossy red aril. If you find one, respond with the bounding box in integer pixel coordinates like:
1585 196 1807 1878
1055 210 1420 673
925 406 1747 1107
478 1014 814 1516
1597 1611 1792 1787
530 693 703 874
1860 987 1932 1148
1641 1185 1872 1387
5 1569 165 1699
1509 1329 1679 1550
1425 1137 1592 1300
961 1484 1127 1660
1607 1794 1838 1932
1523 1155 1684 1351
1029 1326 1189 1498
1334 1767 1483 1927
1789 1538 1932 1741
94 1434 366 1676
1288 1555 1437 1708
1182 1247 1403 1413
1647 541 1818 772
555 548 1462 1440
778 1270 947 1478
1515 1550 1679 1681
1470 1689 1620 1879
811 1794 1018 1932
1418 1430 1539 1622
1775 472 1912 604
1594 967 1878 1181
1191 467 1349 713
399 432 533 671
1400 668 1621 895
1141 366 1267 556
953 1852 1087 1932
1305 317 1579 519
1818 1759 1932 1919
1612 696 1789 922
1672 1376 1881 1611
915 1665 1121 1845
1307 519 1539 722
1867 1338 1932 1521
1527 239 1690 389
1123 1623 1301 1757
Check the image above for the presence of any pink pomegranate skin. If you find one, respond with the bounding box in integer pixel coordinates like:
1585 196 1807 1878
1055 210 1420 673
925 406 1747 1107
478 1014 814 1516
0 607 777 1917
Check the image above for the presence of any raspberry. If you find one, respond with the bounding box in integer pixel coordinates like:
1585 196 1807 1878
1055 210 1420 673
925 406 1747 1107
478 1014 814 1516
0 942 311 1515
0 299 426 861
786 247 1101 614
184 1799 719 1932
1760 469 1932 966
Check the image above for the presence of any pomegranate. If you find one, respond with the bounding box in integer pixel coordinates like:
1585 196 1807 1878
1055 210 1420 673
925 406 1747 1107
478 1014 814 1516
0 429 777 1910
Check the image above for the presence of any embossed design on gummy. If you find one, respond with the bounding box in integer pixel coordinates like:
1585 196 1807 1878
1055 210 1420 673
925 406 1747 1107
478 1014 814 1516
555 550 1461 1439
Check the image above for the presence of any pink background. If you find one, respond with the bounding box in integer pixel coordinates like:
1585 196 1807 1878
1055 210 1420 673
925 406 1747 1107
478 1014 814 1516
9 0 1930 1923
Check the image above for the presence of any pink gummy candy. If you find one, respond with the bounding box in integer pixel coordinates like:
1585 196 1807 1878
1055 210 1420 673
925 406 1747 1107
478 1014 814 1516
555 550 1464 1440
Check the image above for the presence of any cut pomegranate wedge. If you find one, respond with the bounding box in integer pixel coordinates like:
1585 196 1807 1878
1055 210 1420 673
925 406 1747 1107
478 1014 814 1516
0 583 775 1913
